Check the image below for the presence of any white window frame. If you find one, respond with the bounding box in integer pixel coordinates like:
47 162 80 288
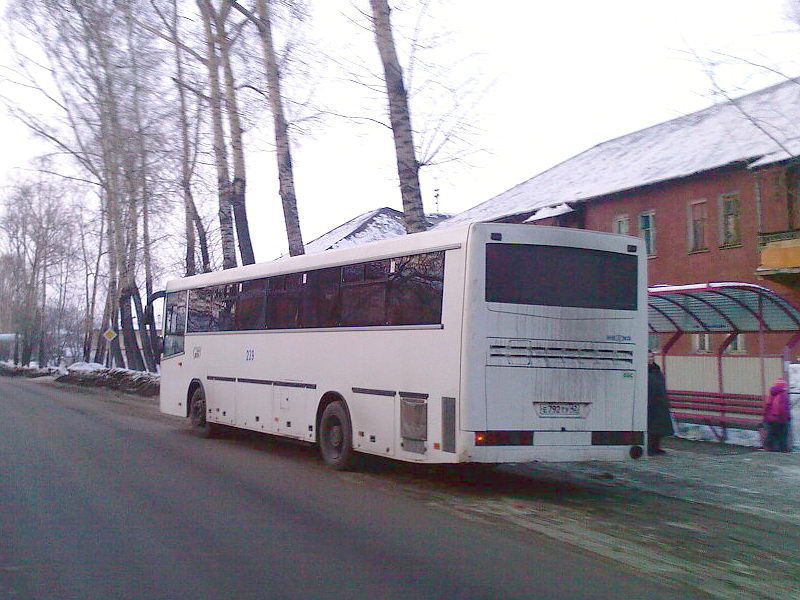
612 214 630 235
694 332 711 353
724 333 746 353
718 193 741 247
638 210 656 256
687 199 707 252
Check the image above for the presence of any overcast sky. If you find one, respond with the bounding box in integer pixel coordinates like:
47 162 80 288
2 0 800 263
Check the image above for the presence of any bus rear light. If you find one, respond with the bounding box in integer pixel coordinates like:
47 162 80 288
591 431 644 446
474 431 533 446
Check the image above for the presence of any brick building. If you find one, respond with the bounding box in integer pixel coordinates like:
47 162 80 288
442 80 800 371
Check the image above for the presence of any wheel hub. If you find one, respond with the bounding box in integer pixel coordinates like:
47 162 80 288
329 423 343 448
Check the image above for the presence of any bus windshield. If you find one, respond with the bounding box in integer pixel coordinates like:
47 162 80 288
485 243 638 311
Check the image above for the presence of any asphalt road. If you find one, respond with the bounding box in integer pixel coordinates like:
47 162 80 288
0 377 702 600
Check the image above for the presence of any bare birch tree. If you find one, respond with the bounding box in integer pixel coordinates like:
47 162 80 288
2 0 187 370
148 0 212 276
369 0 427 233
228 0 305 256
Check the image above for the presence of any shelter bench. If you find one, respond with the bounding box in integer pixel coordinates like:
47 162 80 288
667 390 763 441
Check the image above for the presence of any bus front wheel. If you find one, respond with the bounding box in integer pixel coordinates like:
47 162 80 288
189 387 219 438
319 401 354 470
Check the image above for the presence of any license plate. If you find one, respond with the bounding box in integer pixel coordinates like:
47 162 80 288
535 403 583 417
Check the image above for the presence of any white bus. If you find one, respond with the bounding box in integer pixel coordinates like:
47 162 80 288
160 223 647 469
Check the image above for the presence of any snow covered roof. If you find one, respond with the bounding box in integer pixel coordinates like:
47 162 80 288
300 207 451 255
302 207 407 255
523 203 573 223
442 79 800 228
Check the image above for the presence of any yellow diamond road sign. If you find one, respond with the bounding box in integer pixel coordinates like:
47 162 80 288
103 329 118 342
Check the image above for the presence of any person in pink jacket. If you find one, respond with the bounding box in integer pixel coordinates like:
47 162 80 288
763 377 791 452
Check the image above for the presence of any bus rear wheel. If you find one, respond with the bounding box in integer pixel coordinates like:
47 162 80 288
319 401 354 470
189 387 219 438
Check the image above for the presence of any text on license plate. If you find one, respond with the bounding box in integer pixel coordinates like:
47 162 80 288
536 403 582 417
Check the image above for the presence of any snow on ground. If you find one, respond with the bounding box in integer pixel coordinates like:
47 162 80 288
0 362 59 377
0 361 158 396
66 362 107 372
56 366 160 397
676 422 762 448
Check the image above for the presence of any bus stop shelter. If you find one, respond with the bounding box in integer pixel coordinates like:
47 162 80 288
647 282 800 399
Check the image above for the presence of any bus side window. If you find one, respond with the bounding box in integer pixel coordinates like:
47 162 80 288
341 260 388 326
236 279 268 330
303 268 341 328
388 252 444 325
217 284 238 331
163 291 187 357
188 287 214 332
267 274 302 329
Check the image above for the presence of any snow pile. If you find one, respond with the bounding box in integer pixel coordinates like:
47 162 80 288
0 362 60 378
67 362 107 372
675 422 761 448
56 365 160 397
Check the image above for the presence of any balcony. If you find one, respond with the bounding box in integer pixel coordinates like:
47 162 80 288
758 231 800 284
758 229 800 246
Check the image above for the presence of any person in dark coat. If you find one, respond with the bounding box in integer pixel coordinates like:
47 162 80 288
647 352 674 455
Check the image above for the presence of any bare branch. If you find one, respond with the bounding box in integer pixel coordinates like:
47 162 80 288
131 16 208 66
171 76 211 102
689 46 794 158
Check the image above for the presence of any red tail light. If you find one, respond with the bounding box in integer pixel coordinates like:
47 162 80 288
474 431 533 446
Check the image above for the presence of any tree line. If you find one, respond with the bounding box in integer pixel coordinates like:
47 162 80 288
0 0 477 370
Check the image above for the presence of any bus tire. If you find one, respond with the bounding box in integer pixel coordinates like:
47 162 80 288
319 401 355 470
189 386 219 438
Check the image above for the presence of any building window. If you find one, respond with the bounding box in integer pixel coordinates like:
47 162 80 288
612 214 630 235
725 333 745 353
694 332 710 353
639 211 656 255
688 200 707 252
719 194 740 246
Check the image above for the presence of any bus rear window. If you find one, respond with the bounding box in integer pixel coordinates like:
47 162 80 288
485 243 637 311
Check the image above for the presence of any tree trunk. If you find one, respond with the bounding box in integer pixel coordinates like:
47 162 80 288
125 6 157 372
80 212 103 362
198 0 238 269
369 0 427 234
191 200 212 272
131 288 156 372
109 305 125 368
171 0 197 276
254 0 304 256
37 240 48 367
217 11 255 264
93 292 111 365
